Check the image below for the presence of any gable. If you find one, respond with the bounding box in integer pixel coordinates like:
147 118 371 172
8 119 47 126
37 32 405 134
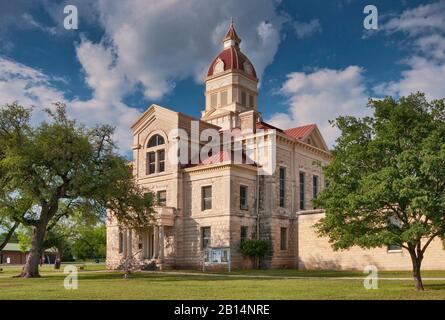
284 124 329 152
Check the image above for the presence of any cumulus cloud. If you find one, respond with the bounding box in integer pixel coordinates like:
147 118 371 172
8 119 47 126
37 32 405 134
267 66 370 147
1 1 287 153
293 19 322 39
376 1 445 100
74 0 286 99
0 56 139 152
381 1 445 37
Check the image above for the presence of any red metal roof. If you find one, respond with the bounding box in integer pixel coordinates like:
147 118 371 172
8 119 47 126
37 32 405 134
284 124 316 140
207 46 257 78
224 22 241 43
256 121 284 132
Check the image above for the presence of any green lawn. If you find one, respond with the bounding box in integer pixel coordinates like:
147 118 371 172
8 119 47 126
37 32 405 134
1 265 445 300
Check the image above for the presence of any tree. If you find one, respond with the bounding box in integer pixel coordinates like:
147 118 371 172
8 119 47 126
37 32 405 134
71 222 106 260
315 93 445 291
0 102 154 277
240 239 268 269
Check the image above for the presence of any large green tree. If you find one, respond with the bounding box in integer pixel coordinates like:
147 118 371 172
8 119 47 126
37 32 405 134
315 93 445 291
0 102 154 277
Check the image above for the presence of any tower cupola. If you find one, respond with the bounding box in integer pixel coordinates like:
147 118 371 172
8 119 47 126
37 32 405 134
202 20 260 131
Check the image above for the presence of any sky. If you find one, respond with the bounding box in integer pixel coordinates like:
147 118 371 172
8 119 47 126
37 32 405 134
0 0 444 155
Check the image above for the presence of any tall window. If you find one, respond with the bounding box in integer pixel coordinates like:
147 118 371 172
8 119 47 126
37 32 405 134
202 186 212 211
241 91 247 106
146 134 165 175
313 175 319 209
157 190 167 207
138 235 143 250
240 226 248 243
158 150 165 172
211 93 217 108
249 95 254 108
221 91 228 106
279 167 286 208
240 185 248 210
280 227 287 250
118 231 124 253
201 227 211 250
147 152 156 174
299 172 305 210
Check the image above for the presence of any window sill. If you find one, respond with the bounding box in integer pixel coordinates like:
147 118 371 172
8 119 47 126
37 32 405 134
145 171 168 178
387 249 403 253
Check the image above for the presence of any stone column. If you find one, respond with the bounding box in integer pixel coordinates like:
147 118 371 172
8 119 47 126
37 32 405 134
122 229 127 258
153 226 159 259
159 226 165 260
127 229 133 259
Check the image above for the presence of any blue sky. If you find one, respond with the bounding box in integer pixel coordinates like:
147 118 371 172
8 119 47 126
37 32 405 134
0 0 444 153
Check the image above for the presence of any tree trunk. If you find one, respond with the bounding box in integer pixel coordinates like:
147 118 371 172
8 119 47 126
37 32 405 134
409 252 424 291
0 221 20 251
22 222 48 278
54 246 63 270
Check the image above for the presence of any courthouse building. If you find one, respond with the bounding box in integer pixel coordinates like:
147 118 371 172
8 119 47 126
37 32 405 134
106 23 445 270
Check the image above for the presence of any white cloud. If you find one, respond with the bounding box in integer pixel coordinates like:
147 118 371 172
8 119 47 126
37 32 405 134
1 1 287 153
22 13 57 35
381 1 445 37
0 56 139 152
376 1 445 100
267 66 370 147
293 19 322 39
374 56 445 100
75 0 286 99
0 57 64 110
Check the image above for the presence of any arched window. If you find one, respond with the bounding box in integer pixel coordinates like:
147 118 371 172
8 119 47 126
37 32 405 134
148 134 165 148
146 134 166 175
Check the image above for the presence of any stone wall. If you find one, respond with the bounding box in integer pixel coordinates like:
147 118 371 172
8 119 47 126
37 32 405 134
297 211 445 270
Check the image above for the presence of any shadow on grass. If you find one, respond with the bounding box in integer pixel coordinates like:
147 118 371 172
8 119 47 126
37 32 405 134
423 283 445 291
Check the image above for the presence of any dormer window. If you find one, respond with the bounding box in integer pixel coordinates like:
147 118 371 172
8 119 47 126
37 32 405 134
146 134 166 175
243 62 253 75
213 59 225 74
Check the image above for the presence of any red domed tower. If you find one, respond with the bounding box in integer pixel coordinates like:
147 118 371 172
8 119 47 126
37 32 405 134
202 20 260 132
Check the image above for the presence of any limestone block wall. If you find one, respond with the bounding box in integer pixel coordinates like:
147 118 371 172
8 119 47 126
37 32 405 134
260 216 297 269
228 167 259 269
106 214 121 269
298 211 445 270
177 166 232 268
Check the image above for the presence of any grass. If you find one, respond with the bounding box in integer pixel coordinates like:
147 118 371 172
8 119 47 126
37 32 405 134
1 264 445 300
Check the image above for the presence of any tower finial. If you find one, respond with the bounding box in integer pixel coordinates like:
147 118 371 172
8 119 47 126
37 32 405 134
223 17 241 47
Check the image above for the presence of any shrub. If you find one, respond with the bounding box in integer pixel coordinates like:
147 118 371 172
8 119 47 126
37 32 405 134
240 239 268 269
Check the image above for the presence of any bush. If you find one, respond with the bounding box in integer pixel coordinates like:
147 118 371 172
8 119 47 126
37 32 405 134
240 239 268 269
